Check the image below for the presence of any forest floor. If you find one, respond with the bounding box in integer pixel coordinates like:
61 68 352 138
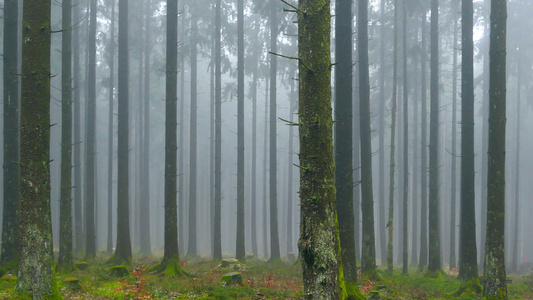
0 254 532 299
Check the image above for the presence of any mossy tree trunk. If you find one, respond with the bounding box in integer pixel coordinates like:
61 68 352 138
235 0 246 262
1 0 20 269
111 0 133 265
16 0 59 297
335 0 357 290
458 0 479 286
85 0 97 259
358 0 377 277
427 0 441 274
106 0 116 255
483 0 507 297
297 0 347 298
58 0 75 272
387 0 399 274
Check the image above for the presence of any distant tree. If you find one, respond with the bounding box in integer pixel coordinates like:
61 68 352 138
73 0 83 257
15 0 60 297
483 0 508 297
335 0 357 292
511 48 522 274
268 0 281 262
401 0 409 275
58 0 75 272
387 0 399 274
251 71 259 257
85 0 97 259
235 0 246 261
150 0 184 275
418 11 429 272
427 0 441 274
358 0 378 278
458 0 480 292
106 0 116 255
1 0 20 270
297 0 348 297
110 0 133 265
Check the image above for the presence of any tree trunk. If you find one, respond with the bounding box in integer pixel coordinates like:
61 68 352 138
140 0 152 256
1 0 20 268
269 0 280 262
298 0 347 297
449 5 458 270
410 50 419 267
335 0 357 290
263 78 269 259
358 0 377 277
107 0 116 255
16 0 59 296
236 0 246 261
511 53 521 274
387 0 399 273
418 12 429 272
213 0 223 261
287 78 296 255
427 0 441 274
178 17 186 254
111 0 133 265
187 6 199 259
378 0 387 266
401 0 409 275
73 0 83 258
458 0 479 285
251 72 258 257
483 0 507 297
58 0 74 272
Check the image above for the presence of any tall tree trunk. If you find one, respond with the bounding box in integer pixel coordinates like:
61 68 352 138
483 0 507 297
352 2 361 260
140 0 152 256
358 0 377 277
236 0 246 261
209 27 215 254
298 0 348 297
378 0 387 266
187 5 199 259
58 0 74 272
85 0 97 258
410 51 419 266
458 0 479 284
73 0 83 257
178 18 186 254
213 0 223 261
16 0 59 296
263 78 270 259
286 79 295 255
511 56 521 274
335 0 357 290
251 72 259 257
111 0 133 265
387 0 398 273
427 0 441 274
418 12 429 272
1 0 20 268
152 0 183 275
401 0 409 275
107 0 116 255
269 0 280 261
449 6 458 270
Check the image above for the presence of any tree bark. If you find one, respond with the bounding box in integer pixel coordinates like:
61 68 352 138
213 0 223 261
449 5 458 270
236 0 246 261
401 0 409 275
106 0 116 256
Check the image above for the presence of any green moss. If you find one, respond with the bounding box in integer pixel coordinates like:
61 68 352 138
453 276 482 296
221 272 243 285
148 257 186 277
108 265 129 277
75 261 88 270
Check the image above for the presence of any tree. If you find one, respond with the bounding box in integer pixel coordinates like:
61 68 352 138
187 2 199 259
297 0 348 297
73 0 83 257
15 0 60 297
110 0 133 265
458 0 480 291
58 0 75 272
213 0 223 261
483 0 508 297
106 0 116 255
85 0 97 258
335 0 357 291
150 0 184 276
1 0 20 270
269 0 281 262
387 0 399 273
427 0 441 274
358 0 377 278
401 0 409 275
236 0 246 261
511 48 522 274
